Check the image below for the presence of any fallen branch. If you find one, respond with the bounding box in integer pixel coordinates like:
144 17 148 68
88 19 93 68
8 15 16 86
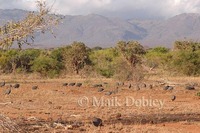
0 102 12 105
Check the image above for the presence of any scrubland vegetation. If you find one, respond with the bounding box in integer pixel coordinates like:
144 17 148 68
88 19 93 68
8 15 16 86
0 40 200 80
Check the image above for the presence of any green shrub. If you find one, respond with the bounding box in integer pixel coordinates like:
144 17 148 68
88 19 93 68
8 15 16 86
31 55 62 78
0 49 19 73
171 51 200 76
89 48 118 78
145 47 172 70
17 49 41 72
197 92 200 97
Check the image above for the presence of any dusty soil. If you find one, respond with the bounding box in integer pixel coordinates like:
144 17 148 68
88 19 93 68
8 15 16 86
0 77 200 133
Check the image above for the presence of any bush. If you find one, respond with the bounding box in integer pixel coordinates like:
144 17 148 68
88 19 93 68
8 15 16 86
145 47 171 67
113 57 133 81
149 47 169 53
0 49 19 73
197 92 200 97
17 49 41 72
89 48 119 78
171 51 200 76
31 55 62 78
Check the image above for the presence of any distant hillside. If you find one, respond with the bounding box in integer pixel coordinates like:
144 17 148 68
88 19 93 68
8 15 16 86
0 9 27 25
129 13 200 47
1 9 200 48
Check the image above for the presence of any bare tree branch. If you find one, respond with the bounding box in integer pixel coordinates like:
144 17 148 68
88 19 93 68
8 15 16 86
0 0 62 49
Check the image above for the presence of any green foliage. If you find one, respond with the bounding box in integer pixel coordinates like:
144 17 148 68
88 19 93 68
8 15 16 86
63 42 90 74
92 46 103 51
0 49 41 73
113 56 133 81
0 39 200 78
145 44 200 76
149 46 169 53
174 40 200 51
31 55 62 78
50 48 64 62
89 48 119 78
0 48 65 78
17 49 41 72
197 92 200 97
0 49 19 73
171 50 200 76
116 40 145 67
115 41 146 81
145 47 172 70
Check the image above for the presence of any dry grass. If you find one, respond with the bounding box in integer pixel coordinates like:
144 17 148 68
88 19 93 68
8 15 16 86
0 114 22 133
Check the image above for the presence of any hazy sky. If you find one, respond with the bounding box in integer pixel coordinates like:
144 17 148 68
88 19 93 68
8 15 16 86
0 0 200 19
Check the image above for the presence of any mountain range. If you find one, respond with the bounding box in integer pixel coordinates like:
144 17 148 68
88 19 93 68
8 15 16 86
0 9 200 48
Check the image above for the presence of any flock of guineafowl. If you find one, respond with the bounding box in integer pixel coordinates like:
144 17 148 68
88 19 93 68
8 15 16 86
0 80 197 98
0 80 38 95
62 82 82 87
0 80 198 128
61 81 197 103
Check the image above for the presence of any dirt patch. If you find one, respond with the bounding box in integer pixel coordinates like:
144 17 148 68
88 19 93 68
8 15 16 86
0 77 200 132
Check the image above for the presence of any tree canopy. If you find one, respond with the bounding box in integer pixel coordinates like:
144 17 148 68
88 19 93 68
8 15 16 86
0 0 61 49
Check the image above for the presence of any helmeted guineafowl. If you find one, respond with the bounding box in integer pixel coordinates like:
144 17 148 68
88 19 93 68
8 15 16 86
13 83 20 88
92 117 103 127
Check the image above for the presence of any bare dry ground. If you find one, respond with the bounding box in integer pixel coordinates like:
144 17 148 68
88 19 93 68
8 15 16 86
0 76 200 133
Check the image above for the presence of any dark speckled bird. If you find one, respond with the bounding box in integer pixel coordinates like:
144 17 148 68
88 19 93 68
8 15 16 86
185 85 195 90
13 83 20 88
168 86 174 90
4 88 11 95
163 85 169 90
76 83 82 87
69 83 76 86
0 81 5 87
128 83 132 89
32 85 38 90
171 95 176 101
63 83 68 86
98 88 104 92
92 117 103 127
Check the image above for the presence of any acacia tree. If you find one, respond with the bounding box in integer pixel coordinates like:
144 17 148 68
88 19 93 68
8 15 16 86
0 0 61 49
63 42 90 74
116 41 146 81
116 41 145 67
173 40 200 52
